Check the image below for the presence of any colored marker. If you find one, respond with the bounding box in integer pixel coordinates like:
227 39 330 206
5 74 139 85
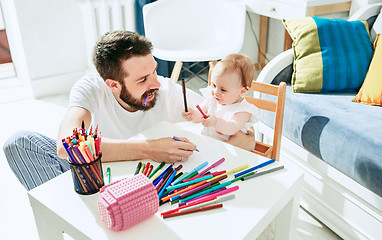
179 181 232 203
162 203 223 219
148 162 165 178
193 158 225 178
234 159 276 178
143 95 149 106
172 136 199 152
151 170 162 181
241 165 285 181
106 167 111 184
134 162 142 175
142 162 150 176
180 194 235 212
196 105 208 119
158 170 177 199
172 161 208 185
166 175 213 191
208 164 249 182
181 78 188 112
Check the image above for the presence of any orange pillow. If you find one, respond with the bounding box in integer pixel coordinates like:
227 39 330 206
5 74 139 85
353 34 382 106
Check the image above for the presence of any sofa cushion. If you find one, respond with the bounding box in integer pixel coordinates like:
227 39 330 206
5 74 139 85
283 17 373 93
353 34 382 106
261 86 382 197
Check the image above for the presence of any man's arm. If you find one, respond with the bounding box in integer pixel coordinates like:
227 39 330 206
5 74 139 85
57 106 197 163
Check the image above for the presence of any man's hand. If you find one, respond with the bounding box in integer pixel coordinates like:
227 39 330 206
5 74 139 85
146 137 197 163
225 127 256 152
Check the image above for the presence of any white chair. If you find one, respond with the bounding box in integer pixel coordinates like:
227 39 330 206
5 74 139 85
143 0 246 82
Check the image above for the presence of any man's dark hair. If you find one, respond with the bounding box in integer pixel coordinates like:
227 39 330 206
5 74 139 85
92 31 153 83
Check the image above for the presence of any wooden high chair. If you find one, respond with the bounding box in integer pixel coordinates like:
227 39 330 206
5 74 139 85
245 81 286 162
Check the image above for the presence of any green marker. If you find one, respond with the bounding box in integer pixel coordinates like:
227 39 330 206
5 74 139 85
148 162 165 178
106 167 111 184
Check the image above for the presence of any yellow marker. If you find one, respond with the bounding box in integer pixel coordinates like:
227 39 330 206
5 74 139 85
150 170 162 181
208 164 249 182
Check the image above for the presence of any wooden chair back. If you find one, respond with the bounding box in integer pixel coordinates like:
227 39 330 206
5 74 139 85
245 81 286 161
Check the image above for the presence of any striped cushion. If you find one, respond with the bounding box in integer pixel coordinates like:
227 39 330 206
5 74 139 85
283 17 374 93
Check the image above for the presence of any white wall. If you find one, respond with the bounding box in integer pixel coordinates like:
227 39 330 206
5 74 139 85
1 0 88 98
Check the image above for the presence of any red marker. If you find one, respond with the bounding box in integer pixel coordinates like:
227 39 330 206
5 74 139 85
196 105 208 119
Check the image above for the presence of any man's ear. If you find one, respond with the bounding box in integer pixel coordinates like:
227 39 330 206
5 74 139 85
240 87 249 97
105 79 121 92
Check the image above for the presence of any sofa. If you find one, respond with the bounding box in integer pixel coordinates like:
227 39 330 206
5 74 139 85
255 3 382 240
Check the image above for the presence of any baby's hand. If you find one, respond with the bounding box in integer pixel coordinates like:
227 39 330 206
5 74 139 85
202 114 217 127
182 111 193 121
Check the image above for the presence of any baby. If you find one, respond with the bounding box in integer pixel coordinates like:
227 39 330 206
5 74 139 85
182 54 260 141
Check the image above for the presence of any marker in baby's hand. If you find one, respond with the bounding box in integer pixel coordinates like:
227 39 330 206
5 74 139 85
172 136 199 152
143 95 149 106
196 105 208 119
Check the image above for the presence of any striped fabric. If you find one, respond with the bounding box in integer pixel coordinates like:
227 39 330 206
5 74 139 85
3 131 69 190
284 17 373 93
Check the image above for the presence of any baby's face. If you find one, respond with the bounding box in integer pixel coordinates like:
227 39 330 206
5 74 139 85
210 71 246 105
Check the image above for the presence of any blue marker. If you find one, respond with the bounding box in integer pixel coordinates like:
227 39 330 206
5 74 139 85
234 159 276 178
158 170 177 199
172 161 208 185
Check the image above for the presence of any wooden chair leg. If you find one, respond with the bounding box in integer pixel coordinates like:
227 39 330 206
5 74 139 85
170 61 183 83
208 61 217 85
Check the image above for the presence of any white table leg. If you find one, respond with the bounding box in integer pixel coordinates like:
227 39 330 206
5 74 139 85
274 181 302 240
28 194 91 240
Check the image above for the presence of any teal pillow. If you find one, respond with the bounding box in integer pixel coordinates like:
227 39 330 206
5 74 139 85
283 17 374 93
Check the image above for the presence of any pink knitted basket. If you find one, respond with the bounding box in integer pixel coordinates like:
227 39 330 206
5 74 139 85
98 173 159 231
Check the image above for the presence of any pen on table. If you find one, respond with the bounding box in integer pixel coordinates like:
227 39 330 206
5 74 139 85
180 194 235 212
150 170 162 181
106 167 111 184
149 162 165 178
158 170 177 199
181 78 188 112
146 165 153 177
161 196 217 216
241 165 285 181
179 181 232 203
193 158 225 178
134 162 142 175
162 203 223 219
208 164 249 182
142 162 150 176
172 161 208 185
171 136 199 152
234 158 276 178
196 105 208 119
153 164 173 185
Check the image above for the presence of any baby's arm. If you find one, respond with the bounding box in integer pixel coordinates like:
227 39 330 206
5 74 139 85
203 112 251 135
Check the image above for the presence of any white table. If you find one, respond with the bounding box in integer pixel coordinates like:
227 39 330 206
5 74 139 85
28 121 303 240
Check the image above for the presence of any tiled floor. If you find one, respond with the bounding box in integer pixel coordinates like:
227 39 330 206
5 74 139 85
0 74 342 240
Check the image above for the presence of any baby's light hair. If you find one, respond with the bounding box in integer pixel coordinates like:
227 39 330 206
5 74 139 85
213 54 255 88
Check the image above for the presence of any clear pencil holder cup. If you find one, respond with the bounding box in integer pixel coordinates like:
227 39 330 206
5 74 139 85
69 152 104 195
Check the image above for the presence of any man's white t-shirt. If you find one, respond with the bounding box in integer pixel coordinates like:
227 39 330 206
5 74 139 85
69 73 203 139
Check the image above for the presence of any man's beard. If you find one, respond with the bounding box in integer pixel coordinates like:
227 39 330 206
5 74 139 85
120 84 158 111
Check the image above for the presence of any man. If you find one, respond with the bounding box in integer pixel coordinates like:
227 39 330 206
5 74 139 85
4 31 255 190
